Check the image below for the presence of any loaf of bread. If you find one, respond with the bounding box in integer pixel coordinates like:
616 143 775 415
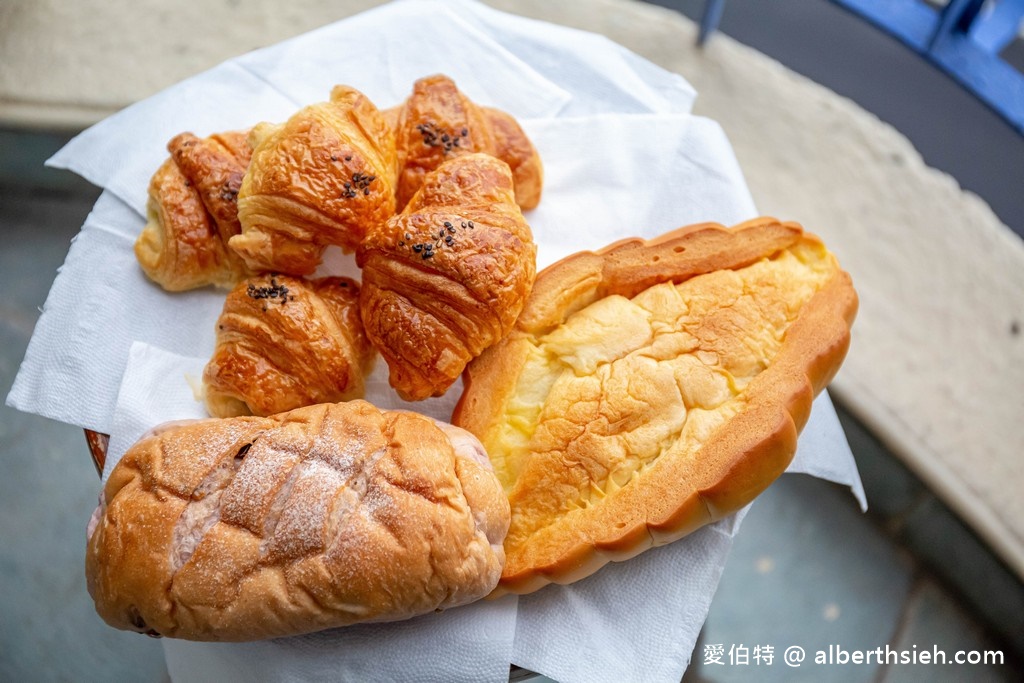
453 218 857 595
85 402 510 641
203 273 375 418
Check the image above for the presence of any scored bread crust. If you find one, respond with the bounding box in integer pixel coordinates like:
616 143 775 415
85 401 509 641
452 217 858 595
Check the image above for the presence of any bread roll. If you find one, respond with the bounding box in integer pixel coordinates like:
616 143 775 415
85 402 510 641
453 218 857 595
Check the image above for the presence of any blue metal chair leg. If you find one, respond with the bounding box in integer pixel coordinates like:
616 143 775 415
699 0 726 46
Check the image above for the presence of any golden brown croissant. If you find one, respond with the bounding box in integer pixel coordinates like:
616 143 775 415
453 218 858 595
203 273 375 417
135 130 252 291
230 86 398 275
86 402 510 641
388 74 542 211
357 153 537 401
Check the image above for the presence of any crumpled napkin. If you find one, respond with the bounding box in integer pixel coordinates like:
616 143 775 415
8 1 864 681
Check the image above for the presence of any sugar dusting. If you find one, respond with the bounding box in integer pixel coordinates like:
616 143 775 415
86 490 105 541
169 445 245 572
142 405 506 631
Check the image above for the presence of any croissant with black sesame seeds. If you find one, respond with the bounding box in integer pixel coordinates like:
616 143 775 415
202 273 376 417
386 74 543 212
356 153 536 401
229 85 398 276
134 130 253 291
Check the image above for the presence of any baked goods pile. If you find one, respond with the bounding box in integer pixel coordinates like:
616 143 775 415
87 74 857 642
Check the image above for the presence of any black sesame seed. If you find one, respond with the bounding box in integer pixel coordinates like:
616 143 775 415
461 128 468 136
364 188 369 195
445 235 453 245
422 251 432 259
345 155 352 161
330 154 337 161
413 244 423 252
468 221 474 229
443 221 452 229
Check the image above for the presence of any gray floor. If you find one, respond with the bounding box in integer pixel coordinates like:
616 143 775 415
0 188 168 682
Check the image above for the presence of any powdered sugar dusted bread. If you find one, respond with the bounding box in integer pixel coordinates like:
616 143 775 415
453 217 857 595
85 402 509 641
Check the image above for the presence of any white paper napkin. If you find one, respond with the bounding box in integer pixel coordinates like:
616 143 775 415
7 1 865 681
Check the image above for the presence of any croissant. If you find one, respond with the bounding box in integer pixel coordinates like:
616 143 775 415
135 130 252 291
388 74 542 211
229 86 398 275
203 273 375 417
357 153 537 401
86 402 510 641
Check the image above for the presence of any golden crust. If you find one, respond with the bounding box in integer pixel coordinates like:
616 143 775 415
230 86 397 275
389 74 542 211
85 402 510 641
168 131 251 249
203 274 375 417
452 217 857 595
483 106 543 211
134 130 253 291
357 153 537 401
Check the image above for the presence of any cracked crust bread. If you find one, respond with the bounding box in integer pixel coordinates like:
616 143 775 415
452 217 857 595
85 401 509 641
